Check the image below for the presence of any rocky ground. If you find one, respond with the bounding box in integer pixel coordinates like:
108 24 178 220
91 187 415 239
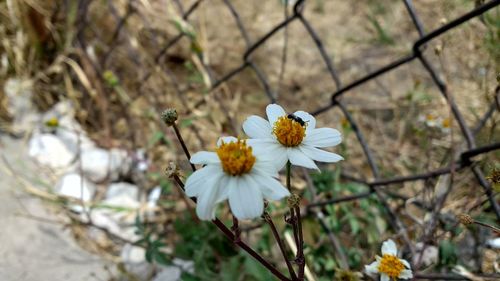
0 135 110 281
0 78 188 281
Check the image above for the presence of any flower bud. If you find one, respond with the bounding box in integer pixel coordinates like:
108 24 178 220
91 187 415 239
161 108 178 126
457 214 473 225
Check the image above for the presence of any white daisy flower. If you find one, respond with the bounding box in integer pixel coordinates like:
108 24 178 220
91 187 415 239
242 104 343 170
185 137 290 221
365 239 413 281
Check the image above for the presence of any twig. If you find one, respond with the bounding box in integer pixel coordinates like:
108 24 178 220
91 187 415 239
263 212 297 281
172 122 196 172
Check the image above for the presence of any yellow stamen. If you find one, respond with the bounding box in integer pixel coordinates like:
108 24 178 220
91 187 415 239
272 116 306 147
442 118 451 128
45 117 59 128
378 254 404 280
216 139 255 176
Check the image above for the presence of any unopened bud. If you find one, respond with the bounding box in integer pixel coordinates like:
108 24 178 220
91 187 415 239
487 168 500 192
458 214 474 225
287 193 301 208
334 269 361 281
161 108 178 126
434 44 442 55
165 162 180 179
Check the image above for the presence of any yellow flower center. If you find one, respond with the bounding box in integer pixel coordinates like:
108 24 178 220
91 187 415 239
442 118 451 128
216 139 256 176
378 254 404 279
272 116 306 147
45 117 59 128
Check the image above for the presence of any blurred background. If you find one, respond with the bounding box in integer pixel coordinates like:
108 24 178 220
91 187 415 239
0 0 499 280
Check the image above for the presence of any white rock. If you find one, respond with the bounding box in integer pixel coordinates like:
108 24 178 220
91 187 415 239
55 173 96 212
92 182 140 240
42 101 95 152
89 210 140 242
121 243 154 280
56 173 95 201
4 78 39 133
134 148 149 172
147 186 162 208
152 266 181 281
29 134 76 169
90 211 122 236
172 258 194 274
413 242 438 267
486 238 500 249
121 243 146 263
146 186 162 218
104 182 140 209
80 148 131 182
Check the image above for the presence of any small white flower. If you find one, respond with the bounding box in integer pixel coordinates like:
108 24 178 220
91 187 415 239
185 137 290 221
242 104 343 170
365 239 413 281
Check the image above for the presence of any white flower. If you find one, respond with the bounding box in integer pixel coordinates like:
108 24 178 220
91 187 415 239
365 239 413 281
242 104 343 170
185 137 290 221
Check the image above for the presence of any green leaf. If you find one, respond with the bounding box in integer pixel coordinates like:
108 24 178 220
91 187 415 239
244 255 273 280
147 131 167 148
438 240 458 268
181 272 201 281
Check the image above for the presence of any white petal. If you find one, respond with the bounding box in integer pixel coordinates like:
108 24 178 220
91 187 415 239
252 172 290 201
252 159 280 178
217 136 238 147
228 176 264 220
364 260 380 275
190 151 220 165
248 139 288 171
266 104 286 125
401 259 411 269
399 269 413 279
246 138 278 149
243 116 273 139
303 128 342 148
381 239 398 256
214 175 230 203
185 165 221 197
287 148 319 170
380 274 390 281
293 110 316 131
195 173 225 220
299 145 343 163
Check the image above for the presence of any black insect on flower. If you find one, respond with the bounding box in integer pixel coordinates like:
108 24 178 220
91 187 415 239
287 113 306 127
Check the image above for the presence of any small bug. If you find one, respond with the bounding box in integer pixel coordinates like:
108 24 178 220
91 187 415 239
287 113 307 126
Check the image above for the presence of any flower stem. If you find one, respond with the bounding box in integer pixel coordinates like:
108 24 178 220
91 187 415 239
295 206 305 280
169 124 291 281
171 174 291 281
231 216 241 242
474 220 500 234
286 161 305 281
286 161 292 191
172 122 196 172
263 212 298 280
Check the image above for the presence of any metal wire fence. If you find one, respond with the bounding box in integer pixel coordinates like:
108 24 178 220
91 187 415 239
72 0 499 276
